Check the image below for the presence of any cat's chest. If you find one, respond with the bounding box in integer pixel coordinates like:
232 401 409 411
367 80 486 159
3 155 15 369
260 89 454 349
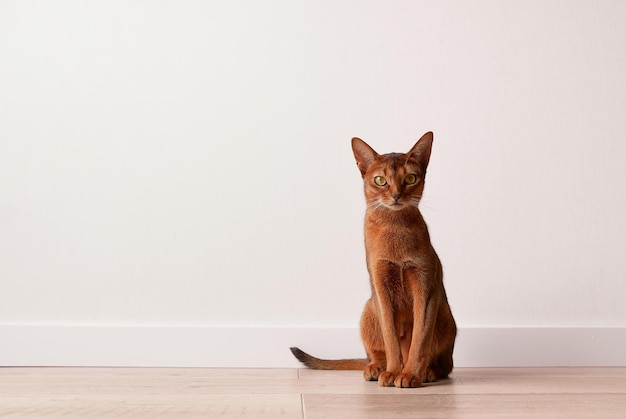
365 225 426 262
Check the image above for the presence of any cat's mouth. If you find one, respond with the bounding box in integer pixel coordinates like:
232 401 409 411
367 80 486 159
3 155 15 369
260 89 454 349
386 201 406 210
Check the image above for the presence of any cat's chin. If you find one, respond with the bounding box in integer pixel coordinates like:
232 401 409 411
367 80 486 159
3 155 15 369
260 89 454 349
385 203 407 211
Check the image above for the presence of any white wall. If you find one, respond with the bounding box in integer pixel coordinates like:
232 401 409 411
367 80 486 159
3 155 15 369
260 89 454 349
1 1 625 365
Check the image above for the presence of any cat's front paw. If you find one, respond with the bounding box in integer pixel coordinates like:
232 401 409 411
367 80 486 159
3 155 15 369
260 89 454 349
363 363 383 381
394 373 422 388
378 371 398 387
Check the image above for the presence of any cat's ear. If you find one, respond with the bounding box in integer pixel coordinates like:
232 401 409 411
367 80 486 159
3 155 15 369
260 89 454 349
407 131 434 169
352 137 378 176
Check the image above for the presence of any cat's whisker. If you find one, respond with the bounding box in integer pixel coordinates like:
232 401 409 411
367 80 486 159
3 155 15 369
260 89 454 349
403 196 421 208
414 197 437 212
366 198 384 211
366 203 386 213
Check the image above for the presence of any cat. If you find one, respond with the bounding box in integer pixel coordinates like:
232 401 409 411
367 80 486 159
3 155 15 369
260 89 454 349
290 132 456 388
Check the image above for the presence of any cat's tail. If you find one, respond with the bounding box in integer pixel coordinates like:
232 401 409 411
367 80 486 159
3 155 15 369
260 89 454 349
290 347 369 370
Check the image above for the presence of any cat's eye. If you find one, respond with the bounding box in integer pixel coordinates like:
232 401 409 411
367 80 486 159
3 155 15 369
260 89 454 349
374 176 387 186
404 174 418 185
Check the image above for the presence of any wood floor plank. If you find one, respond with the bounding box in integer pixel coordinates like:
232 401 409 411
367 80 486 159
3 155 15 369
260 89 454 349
297 368 626 395
0 367 302 396
0 368 304 418
1 394 303 419
302 393 626 419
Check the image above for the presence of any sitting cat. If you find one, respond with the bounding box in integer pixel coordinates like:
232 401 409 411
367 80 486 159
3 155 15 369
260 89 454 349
291 132 456 388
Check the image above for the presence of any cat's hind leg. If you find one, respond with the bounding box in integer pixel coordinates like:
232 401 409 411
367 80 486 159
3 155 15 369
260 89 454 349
360 298 386 381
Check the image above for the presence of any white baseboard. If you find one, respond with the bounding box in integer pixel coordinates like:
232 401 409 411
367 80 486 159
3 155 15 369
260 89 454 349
2 325 625 368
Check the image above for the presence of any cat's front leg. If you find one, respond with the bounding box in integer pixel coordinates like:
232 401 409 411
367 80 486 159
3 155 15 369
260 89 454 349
371 260 403 386
395 266 440 388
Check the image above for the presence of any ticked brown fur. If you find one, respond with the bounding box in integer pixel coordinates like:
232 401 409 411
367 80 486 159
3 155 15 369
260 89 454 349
291 132 456 388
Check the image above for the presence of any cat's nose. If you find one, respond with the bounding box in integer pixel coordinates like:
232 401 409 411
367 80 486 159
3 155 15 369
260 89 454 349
391 192 400 202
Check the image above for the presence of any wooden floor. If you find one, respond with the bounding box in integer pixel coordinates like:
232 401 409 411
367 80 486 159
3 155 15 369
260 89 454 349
1 367 625 418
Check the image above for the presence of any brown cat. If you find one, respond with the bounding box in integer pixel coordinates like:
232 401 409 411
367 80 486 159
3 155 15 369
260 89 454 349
291 132 456 388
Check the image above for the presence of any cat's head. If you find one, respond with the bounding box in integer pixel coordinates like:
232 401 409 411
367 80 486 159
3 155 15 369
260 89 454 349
351 132 433 212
